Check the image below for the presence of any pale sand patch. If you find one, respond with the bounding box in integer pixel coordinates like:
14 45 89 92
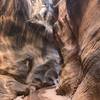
15 86 71 100
39 87 68 100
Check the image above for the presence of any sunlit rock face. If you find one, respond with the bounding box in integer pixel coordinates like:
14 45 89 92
0 0 61 99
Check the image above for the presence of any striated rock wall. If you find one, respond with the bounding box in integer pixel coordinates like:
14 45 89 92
0 0 61 99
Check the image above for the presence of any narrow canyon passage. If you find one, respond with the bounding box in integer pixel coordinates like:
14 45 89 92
0 0 100 100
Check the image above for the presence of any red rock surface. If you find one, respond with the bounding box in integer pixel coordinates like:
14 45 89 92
29 88 68 100
15 86 70 100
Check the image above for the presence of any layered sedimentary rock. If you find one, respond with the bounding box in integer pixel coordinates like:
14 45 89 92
55 0 100 100
0 0 100 100
0 0 61 99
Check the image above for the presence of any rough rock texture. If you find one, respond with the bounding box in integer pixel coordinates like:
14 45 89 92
55 0 100 100
15 86 68 100
0 0 61 99
0 0 100 100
